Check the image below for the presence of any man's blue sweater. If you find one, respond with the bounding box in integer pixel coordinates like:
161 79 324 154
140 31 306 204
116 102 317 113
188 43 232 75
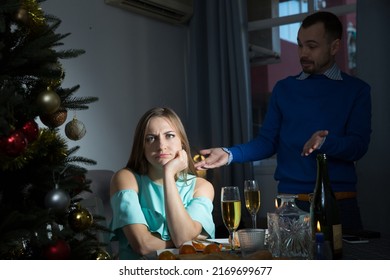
229 72 371 194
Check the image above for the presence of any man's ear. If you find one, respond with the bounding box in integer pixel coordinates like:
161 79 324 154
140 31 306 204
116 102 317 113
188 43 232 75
331 38 341 56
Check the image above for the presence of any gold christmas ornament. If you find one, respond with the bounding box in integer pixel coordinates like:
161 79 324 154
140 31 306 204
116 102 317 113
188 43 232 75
37 89 61 114
15 8 29 23
40 108 67 128
68 206 93 232
16 0 45 28
92 248 111 260
65 117 86 141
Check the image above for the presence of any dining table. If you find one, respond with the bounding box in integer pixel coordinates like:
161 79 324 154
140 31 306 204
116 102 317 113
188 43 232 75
142 233 390 260
342 233 390 260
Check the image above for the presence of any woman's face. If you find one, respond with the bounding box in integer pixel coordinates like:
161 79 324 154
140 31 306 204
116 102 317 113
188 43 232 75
144 116 182 169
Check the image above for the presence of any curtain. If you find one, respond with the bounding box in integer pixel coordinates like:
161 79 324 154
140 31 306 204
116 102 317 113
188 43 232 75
186 0 254 236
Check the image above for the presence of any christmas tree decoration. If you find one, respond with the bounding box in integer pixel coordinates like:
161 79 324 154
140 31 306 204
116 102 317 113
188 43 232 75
65 116 86 141
15 0 46 29
42 239 71 260
4 236 35 260
40 108 68 128
22 119 39 143
91 248 111 260
68 205 93 232
0 0 101 260
43 62 65 89
0 130 28 157
37 89 61 114
44 184 71 212
15 7 29 23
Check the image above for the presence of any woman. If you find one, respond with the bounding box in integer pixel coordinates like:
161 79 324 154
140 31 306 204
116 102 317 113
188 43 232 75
110 107 215 259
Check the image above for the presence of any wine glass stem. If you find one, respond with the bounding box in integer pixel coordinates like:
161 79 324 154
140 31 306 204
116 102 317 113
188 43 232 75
229 230 236 251
251 214 257 229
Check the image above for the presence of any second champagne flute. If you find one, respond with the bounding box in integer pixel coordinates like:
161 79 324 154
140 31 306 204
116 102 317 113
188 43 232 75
244 179 261 228
221 186 241 251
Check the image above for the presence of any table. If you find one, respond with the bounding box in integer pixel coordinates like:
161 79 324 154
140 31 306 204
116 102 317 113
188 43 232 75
343 234 390 260
143 235 390 260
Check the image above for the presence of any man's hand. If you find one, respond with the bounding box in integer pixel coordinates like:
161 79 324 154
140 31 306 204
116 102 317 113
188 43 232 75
302 130 329 156
194 148 229 170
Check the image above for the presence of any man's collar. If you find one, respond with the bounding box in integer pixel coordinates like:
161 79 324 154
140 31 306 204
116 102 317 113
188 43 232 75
296 64 343 80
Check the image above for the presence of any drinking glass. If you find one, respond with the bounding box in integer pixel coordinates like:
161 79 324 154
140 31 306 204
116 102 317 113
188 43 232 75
221 186 241 251
244 180 261 228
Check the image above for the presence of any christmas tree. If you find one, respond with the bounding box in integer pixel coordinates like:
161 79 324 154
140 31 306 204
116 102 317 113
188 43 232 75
0 0 111 259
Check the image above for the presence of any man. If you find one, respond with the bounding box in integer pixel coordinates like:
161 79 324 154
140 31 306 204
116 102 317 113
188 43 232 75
195 11 371 231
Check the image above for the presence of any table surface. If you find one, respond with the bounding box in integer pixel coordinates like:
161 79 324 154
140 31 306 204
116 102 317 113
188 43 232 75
145 235 390 260
342 234 390 260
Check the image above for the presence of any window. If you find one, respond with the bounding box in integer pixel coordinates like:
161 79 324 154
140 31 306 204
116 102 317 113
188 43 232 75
279 0 308 43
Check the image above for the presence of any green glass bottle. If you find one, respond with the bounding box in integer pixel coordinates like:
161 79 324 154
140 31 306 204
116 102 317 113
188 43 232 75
310 154 343 259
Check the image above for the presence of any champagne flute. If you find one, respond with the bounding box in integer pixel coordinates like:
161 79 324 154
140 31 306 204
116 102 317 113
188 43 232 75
221 186 241 251
244 179 261 228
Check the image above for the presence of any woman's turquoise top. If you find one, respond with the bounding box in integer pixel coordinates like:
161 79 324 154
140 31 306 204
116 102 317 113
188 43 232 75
110 173 215 259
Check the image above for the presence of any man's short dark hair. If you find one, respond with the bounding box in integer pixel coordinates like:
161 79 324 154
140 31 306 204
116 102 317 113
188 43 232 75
301 11 343 41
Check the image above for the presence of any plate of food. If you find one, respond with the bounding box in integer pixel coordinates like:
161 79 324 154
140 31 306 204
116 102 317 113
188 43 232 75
191 239 225 252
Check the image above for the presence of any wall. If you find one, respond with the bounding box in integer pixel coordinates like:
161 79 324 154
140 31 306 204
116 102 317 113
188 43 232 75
41 0 189 172
355 0 390 235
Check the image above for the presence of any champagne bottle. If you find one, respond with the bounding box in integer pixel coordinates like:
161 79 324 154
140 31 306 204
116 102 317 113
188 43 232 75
310 154 343 259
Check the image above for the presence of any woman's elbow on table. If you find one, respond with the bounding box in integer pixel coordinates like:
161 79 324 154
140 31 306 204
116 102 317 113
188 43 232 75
123 226 161 256
128 235 167 256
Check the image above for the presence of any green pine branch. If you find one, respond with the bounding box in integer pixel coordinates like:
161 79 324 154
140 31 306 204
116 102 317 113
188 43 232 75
62 96 99 110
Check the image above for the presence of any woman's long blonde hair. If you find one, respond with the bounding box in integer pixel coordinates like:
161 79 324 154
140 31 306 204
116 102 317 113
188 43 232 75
126 107 197 178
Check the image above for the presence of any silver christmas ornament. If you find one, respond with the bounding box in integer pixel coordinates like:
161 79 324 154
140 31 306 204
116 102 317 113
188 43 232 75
44 186 71 211
37 89 61 114
65 116 86 141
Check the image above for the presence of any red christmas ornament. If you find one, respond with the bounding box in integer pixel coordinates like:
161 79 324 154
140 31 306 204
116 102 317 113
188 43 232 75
22 120 39 142
0 130 28 157
42 239 71 260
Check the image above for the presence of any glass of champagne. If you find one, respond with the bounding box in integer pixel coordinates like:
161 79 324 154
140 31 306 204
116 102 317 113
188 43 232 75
221 186 241 251
244 179 261 228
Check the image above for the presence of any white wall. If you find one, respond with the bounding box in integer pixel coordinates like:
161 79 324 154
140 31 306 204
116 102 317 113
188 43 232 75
41 0 189 172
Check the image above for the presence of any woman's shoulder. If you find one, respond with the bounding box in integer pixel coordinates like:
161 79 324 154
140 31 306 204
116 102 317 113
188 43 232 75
194 176 211 186
193 176 214 200
110 168 139 195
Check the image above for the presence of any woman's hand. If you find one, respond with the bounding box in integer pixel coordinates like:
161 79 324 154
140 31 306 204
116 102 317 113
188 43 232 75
163 149 188 177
